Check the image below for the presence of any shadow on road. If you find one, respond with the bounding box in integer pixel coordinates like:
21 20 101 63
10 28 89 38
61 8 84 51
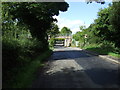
32 66 119 88
85 68 120 86
49 50 97 60
32 47 120 88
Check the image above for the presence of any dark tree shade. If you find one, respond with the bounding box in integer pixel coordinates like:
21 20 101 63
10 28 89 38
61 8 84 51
2 2 69 49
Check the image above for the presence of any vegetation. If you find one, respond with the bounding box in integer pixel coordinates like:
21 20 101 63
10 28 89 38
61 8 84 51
2 1 120 88
60 27 72 36
73 2 120 58
4 50 52 88
2 2 69 88
49 38 65 47
49 26 72 47
47 23 60 48
2 2 69 50
86 0 105 4
47 23 60 38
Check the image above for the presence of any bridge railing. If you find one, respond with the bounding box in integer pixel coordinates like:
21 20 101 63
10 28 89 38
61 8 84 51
55 34 72 39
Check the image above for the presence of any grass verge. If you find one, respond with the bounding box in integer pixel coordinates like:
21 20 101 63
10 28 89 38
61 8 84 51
82 44 120 59
11 49 52 88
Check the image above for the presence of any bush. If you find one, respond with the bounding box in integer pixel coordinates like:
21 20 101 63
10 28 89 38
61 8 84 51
49 38 55 47
2 35 45 87
2 38 20 69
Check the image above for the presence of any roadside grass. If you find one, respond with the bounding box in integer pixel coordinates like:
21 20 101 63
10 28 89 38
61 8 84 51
108 52 120 58
10 49 52 88
82 44 120 59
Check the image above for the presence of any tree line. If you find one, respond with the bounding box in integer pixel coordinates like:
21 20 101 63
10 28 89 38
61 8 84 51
73 2 120 54
2 2 69 88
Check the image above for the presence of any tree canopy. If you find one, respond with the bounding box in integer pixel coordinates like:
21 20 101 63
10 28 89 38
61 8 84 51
2 2 69 49
109 2 120 48
73 2 120 50
86 0 105 4
2 2 69 87
60 27 72 36
47 23 60 37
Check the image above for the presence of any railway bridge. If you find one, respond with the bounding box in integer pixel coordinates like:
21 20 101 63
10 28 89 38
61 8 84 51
55 35 72 47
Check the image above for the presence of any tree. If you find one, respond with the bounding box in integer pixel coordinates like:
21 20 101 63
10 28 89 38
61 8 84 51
89 3 120 48
73 31 83 41
60 27 72 36
84 24 102 44
80 25 86 31
92 7 111 41
47 23 60 38
109 2 120 48
86 0 105 4
2 2 69 50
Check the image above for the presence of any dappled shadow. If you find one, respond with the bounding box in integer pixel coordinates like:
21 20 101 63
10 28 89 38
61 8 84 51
32 47 120 88
32 66 120 88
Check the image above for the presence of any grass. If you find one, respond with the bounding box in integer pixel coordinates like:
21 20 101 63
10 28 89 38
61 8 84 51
10 49 52 88
108 52 120 58
82 44 120 59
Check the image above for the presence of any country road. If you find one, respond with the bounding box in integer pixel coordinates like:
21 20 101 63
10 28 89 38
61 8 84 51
32 46 120 88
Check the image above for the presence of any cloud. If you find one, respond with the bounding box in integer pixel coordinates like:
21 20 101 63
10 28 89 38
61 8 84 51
53 16 89 34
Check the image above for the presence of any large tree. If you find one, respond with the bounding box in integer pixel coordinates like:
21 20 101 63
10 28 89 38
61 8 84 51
2 2 69 50
47 23 60 38
90 3 120 48
109 2 120 48
92 7 111 41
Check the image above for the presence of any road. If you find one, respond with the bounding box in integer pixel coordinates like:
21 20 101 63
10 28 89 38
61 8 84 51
32 46 120 88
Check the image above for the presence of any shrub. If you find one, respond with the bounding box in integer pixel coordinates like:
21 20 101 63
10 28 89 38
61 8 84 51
49 38 55 47
2 35 44 87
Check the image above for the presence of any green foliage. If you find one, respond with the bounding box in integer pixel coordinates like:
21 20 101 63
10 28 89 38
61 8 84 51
47 23 60 37
93 7 111 40
2 2 69 45
73 3 120 55
60 27 72 36
86 0 105 4
73 31 84 41
2 2 69 88
3 49 52 88
79 25 86 30
49 38 65 47
83 43 120 58
109 2 120 48
88 3 120 49
2 34 43 87
49 38 55 47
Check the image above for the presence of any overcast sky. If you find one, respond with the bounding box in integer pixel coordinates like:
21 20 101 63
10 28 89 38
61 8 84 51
53 1 111 34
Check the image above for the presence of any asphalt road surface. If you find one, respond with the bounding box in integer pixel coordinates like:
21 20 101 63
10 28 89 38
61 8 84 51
32 46 120 88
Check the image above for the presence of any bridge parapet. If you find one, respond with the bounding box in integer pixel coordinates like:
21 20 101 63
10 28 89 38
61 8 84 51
55 35 72 47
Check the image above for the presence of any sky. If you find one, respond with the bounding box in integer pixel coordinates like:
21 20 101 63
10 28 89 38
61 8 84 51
53 1 112 34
